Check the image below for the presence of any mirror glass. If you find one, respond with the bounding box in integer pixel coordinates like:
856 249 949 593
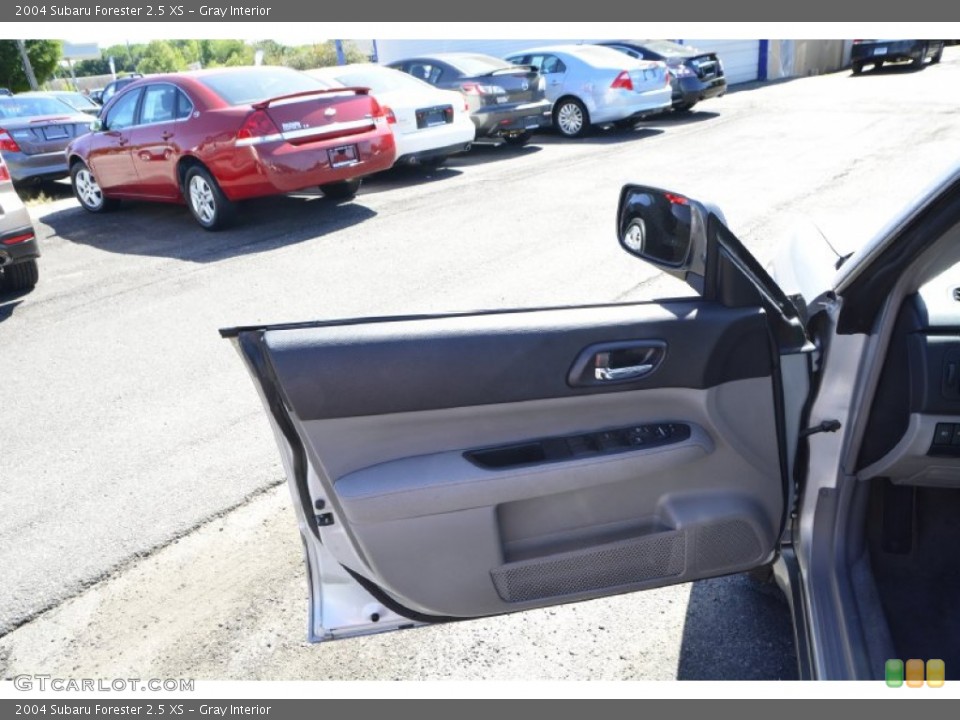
618 189 694 267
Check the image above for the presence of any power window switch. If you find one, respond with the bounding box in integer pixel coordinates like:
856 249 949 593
934 423 954 446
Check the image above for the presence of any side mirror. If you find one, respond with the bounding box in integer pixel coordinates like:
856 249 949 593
617 184 708 292
91 117 104 132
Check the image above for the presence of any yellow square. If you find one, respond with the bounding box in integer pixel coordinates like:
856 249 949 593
906 658 925 687
927 659 945 688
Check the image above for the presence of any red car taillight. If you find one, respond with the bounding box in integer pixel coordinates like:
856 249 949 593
236 110 282 146
611 71 634 91
367 98 394 125
0 128 21 153
665 70 673 86
0 161 9 183
2 232 34 245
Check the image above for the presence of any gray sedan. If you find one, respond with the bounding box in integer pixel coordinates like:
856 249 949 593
0 95 93 185
505 44 673 138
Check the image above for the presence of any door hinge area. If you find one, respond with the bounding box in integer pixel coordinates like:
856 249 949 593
800 419 841 438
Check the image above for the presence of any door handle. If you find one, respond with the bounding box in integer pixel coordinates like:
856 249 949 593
161 131 174 140
568 340 667 387
594 354 654 382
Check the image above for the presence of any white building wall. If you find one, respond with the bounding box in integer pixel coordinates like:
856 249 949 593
679 40 761 84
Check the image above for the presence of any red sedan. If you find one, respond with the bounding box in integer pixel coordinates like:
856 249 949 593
66 66 397 230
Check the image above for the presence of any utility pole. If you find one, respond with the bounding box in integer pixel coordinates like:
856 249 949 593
16 39 39 90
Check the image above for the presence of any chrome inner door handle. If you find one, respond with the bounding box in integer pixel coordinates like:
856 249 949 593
568 340 667 387
594 354 654 381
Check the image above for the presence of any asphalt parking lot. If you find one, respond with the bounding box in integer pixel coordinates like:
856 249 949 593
2 48 960 680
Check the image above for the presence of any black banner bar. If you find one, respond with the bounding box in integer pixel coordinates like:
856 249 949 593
1 1 959 22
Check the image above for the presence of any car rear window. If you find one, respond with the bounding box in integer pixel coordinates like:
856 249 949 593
0 96 74 119
331 68 433 94
567 46 631 67
636 40 695 57
446 55 515 76
197 68 334 106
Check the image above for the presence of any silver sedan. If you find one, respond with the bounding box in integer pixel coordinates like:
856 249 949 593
505 44 673 138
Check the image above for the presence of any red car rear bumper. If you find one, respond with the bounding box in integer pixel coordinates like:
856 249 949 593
216 128 396 201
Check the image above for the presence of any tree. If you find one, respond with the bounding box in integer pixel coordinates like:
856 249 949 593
0 40 62 92
137 41 186 74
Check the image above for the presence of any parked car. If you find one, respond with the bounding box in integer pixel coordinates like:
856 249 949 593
0 88 12 97
66 66 397 230
18 90 101 117
99 74 143 105
0 151 40 292
598 40 726 112
307 63 475 167
851 40 945 74
222 159 960 681
0 95 93 185
504 45 672 138
388 53 551 146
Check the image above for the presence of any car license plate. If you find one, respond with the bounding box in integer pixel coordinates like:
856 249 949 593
416 106 451 129
43 126 68 140
328 144 359 168
496 95 508 104
873 47 888 56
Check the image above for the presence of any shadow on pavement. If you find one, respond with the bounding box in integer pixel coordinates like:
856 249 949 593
41 194 378 264
0 289 28 323
677 572 799 680
849 62 931 77
361 163 464 195
645 110 721 128
444 141 542 168
533 126 665 147
16 179 74 204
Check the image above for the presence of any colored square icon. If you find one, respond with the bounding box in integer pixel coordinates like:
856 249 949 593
906 658 925 687
927 659 945 688
886 659 904 687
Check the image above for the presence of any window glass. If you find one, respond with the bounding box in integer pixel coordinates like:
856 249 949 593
198 68 331 105
541 56 567 74
407 63 443 84
104 89 142 130
140 85 177 124
175 90 194 120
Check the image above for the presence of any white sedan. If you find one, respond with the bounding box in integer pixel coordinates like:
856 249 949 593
308 63 476 167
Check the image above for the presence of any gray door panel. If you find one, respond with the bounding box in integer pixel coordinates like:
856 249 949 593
228 299 787 633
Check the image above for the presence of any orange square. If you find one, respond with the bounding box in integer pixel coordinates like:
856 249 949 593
927 659 945 688
906 658 925 687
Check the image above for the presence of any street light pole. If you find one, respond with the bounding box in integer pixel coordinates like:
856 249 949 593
16 39 39 90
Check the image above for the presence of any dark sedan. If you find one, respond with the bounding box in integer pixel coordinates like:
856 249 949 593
0 96 93 185
850 40 945 74
388 53 552 145
599 40 727 112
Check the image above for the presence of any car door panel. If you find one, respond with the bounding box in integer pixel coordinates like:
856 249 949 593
228 298 786 635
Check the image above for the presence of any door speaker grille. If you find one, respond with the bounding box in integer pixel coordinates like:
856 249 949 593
491 530 686 603
695 519 763 571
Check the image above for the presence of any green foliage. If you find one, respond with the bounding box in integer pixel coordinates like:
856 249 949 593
137 40 187 74
0 40 62 91
68 39 373 83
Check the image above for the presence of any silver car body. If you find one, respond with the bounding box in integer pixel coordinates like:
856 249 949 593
0 96 93 184
505 44 673 125
0 150 40 274
19 90 101 117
